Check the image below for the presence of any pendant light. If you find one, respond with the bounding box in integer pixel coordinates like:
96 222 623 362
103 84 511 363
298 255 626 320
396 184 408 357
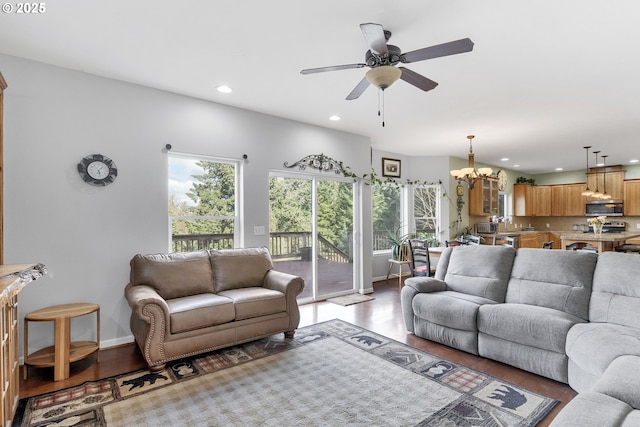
600 155 612 200
591 151 602 199
449 135 493 190
581 146 594 196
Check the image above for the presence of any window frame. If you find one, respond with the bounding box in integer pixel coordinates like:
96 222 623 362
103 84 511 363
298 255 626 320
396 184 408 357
168 152 242 252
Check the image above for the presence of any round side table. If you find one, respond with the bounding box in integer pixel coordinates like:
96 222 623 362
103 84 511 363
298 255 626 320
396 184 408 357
24 303 100 381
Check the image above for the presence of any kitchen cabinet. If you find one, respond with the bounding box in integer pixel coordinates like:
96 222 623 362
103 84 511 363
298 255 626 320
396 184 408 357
551 183 586 216
624 180 640 216
469 177 499 216
587 170 624 200
514 184 550 217
551 186 564 217
519 232 550 249
534 185 551 216
563 183 587 216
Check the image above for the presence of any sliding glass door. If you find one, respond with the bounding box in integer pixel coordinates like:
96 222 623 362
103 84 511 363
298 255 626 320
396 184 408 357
269 173 356 302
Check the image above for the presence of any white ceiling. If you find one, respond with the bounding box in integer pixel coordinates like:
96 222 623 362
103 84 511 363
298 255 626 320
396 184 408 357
2 0 639 174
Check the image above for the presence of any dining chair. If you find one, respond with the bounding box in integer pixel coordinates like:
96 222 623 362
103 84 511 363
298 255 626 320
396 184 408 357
408 239 435 277
542 241 554 249
445 240 467 247
495 236 517 247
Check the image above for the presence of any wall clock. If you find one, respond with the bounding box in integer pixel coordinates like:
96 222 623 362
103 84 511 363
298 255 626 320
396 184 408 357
77 154 118 186
497 170 508 191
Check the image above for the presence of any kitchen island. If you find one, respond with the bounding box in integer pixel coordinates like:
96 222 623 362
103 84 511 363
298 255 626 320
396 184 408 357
559 232 640 253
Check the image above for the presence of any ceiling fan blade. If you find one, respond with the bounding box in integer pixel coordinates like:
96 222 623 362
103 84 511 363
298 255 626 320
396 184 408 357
399 67 438 91
346 77 371 100
360 23 388 56
300 63 367 75
402 38 474 63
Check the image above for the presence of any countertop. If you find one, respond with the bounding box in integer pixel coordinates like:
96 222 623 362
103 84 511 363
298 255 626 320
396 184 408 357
479 231 640 241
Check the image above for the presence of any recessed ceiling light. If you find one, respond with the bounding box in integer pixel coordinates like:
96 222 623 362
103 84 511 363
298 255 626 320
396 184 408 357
630 159 639 163
555 167 563 171
513 164 520 168
501 158 509 162
216 85 232 94
329 115 341 121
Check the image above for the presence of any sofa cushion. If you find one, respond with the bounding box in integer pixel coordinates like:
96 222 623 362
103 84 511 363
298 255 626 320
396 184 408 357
412 291 498 331
565 322 640 378
218 287 286 320
442 245 516 302
506 248 596 320
167 293 235 334
478 303 585 353
210 247 274 292
130 250 215 299
590 252 640 327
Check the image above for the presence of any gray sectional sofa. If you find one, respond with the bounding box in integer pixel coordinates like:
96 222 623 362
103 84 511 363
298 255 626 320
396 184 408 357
401 245 640 426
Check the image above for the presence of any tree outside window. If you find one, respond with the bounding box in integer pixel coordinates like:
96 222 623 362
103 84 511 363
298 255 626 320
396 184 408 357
372 185 402 251
169 156 238 252
413 186 441 247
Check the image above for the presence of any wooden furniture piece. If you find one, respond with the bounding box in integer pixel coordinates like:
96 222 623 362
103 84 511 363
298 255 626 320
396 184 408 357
468 177 499 216
407 239 435 277
386 259 411 288
0 263 45 426
24 303 100 381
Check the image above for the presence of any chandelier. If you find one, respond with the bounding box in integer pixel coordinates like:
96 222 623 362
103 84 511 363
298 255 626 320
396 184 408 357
449 135 493 190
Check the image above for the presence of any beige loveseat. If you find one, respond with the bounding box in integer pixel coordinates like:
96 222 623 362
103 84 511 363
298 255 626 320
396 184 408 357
125 247 304 370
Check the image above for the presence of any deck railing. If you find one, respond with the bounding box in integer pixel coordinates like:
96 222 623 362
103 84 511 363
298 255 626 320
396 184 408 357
171 231 351 263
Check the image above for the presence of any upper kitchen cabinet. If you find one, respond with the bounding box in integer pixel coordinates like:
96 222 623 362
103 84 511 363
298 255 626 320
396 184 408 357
551 183 586 216
587 167 624 200
469 177 499 216
624 180 640 216
514 184 551 217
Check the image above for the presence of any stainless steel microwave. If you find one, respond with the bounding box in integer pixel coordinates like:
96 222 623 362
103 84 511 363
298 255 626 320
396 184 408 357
585 200 624 217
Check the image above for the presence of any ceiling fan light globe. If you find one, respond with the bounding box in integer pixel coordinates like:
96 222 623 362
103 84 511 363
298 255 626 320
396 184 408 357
365 66 401 89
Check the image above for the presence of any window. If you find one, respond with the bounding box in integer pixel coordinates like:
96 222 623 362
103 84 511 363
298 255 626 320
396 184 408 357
372 185 402 251
413 185 441 246
168 155 239 252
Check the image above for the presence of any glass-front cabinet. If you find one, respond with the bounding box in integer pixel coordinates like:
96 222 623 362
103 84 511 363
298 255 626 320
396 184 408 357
469 177 499 216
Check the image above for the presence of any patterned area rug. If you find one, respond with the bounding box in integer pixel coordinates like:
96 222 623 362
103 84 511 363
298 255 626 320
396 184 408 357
326 293 375 306
14 319 557 426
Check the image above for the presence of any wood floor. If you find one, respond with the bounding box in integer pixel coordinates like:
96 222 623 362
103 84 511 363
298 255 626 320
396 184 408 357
19 279 577 426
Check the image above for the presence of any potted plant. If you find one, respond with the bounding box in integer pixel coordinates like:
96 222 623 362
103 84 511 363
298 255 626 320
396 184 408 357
386 225 411 260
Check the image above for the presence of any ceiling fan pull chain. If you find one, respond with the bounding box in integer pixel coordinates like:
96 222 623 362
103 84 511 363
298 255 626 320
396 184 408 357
379 88 385 127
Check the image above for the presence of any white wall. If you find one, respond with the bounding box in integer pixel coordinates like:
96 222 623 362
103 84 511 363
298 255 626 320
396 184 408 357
1 54 372 354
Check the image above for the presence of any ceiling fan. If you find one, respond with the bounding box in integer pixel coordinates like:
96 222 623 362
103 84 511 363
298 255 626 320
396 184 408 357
300 23 474 101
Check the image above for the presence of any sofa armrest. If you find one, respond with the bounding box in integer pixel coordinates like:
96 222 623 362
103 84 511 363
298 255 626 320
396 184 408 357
125 282 170 325
404 277 447 293
263 270 305 296
593 355 640 409
263 270 304 333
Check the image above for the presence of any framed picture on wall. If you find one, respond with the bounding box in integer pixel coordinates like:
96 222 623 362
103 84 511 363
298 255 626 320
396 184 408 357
382 158 401 178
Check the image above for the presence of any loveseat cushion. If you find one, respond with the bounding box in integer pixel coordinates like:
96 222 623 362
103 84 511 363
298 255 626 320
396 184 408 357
130 250 215 300
565 322 640 378
210 247 274 292
167 293 235 334
506 248 596 320
590 252 640 328
478 303 585 353
218 287 286 320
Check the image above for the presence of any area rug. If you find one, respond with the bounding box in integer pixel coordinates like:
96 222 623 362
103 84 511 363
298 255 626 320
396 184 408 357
14 319 557 426
327 293 375 306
